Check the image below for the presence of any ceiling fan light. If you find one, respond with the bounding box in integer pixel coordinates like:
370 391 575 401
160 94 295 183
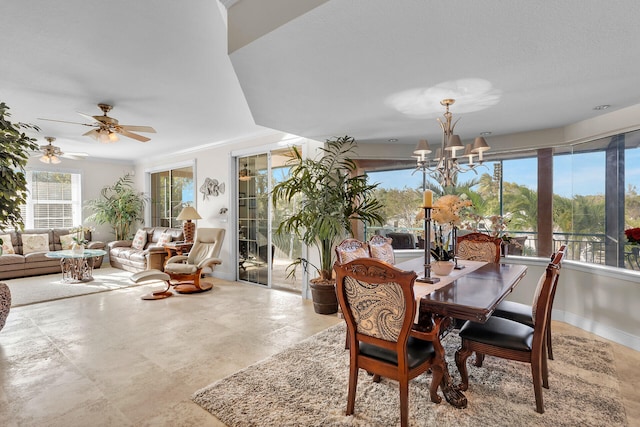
39 155 51 164
50 155 61 164
108 132 119 142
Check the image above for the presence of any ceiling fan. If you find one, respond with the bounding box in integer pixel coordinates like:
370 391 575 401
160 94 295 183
39 103 156 143
36 137 89 164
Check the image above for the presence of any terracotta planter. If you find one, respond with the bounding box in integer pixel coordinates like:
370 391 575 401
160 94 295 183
309 280 338 315
432 260 455 276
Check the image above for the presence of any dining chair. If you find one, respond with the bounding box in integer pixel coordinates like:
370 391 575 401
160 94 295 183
492 245 567 360
334 258 442 427
454 251 565 414
456 232 502 263
335 238 370 264
164 228 225 293
368 235 395 264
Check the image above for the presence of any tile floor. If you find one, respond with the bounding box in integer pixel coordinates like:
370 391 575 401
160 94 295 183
0 276 638 426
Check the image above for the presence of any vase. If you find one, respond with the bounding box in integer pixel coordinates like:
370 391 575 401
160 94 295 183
432 260 455 276
71 243 85 255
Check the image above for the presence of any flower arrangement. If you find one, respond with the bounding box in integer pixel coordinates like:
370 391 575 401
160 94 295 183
429 195 473 261
70 226 93 246
625 227 640 244
432 195 473 227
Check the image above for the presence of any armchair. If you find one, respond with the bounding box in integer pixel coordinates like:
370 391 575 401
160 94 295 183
164 228 225 293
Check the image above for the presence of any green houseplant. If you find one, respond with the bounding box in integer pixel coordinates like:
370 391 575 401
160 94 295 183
272 135 384 313
0 101 39 232
85 174 148 240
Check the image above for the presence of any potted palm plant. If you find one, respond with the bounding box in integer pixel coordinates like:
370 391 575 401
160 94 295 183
0 101 39 231
0 101 39 332
272 135 384 314
85 174 148 240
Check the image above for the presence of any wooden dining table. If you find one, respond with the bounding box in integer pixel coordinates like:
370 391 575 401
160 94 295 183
396 257 528 409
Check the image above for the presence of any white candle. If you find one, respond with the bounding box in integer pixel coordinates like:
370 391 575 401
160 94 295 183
423 190 433 208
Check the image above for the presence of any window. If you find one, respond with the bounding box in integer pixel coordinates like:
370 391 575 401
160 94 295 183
23 170 82 229
363 128 640 271
150 166 194 227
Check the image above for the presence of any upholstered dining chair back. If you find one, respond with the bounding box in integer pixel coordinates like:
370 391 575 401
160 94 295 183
456 232 502 263
368 235 395 264
334 258 441 427
335 239 370 264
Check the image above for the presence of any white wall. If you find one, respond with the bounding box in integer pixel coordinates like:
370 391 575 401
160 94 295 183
503 257 640 351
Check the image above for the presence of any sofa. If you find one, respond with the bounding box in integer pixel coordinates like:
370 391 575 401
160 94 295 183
0 228 106 280
108 227 183 273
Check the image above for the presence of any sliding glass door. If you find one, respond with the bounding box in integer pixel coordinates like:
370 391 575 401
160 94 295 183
237 148 303 292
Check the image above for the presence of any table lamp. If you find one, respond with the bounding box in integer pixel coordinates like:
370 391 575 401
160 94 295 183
176 206 202 243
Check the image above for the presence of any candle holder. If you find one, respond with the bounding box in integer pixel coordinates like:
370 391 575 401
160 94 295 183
452 226 465 270
416 206 440 283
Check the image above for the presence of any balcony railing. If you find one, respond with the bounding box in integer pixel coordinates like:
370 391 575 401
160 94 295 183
365 226 639 271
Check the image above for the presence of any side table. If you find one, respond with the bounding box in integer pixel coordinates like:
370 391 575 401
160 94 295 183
164 242 193 266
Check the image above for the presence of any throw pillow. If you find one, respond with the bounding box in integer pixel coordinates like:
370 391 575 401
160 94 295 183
131 229 147 250
59 234 75 250
22 233 50 255
0 234 15 255
155 232 173 247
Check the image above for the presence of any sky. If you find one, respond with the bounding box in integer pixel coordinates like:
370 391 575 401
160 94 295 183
368 148 640 198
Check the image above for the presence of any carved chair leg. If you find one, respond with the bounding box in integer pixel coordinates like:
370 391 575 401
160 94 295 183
541 348 549 389
531 358 545 414
346 364 358 415
546 325 554 360
399 378 409 427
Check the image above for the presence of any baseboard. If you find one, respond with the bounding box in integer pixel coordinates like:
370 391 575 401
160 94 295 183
554 309 640 351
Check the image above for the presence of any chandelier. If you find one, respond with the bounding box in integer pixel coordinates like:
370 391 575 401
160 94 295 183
413 98 490 187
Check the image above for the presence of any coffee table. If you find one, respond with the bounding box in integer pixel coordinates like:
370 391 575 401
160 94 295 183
45 249 107 283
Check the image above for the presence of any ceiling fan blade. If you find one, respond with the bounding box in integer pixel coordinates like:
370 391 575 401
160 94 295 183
77 112 102 124
119 125 156 133
61 153 88 160
38 117 95 127
118 129 151 143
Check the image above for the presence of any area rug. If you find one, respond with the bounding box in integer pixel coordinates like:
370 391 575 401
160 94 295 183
193 323 628 427
5 267 151 307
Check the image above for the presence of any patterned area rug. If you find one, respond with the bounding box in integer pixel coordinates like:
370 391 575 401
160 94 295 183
5 267 149 307
193 323 628 427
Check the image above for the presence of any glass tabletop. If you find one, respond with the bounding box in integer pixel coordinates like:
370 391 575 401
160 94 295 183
45 249 107 259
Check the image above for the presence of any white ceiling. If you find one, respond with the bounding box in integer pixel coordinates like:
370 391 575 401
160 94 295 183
4 1 640 163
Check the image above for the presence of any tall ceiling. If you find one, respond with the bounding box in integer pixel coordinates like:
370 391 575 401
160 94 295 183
4 1 640 162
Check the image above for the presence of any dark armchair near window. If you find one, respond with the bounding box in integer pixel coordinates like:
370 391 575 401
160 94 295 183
386 232 416 249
